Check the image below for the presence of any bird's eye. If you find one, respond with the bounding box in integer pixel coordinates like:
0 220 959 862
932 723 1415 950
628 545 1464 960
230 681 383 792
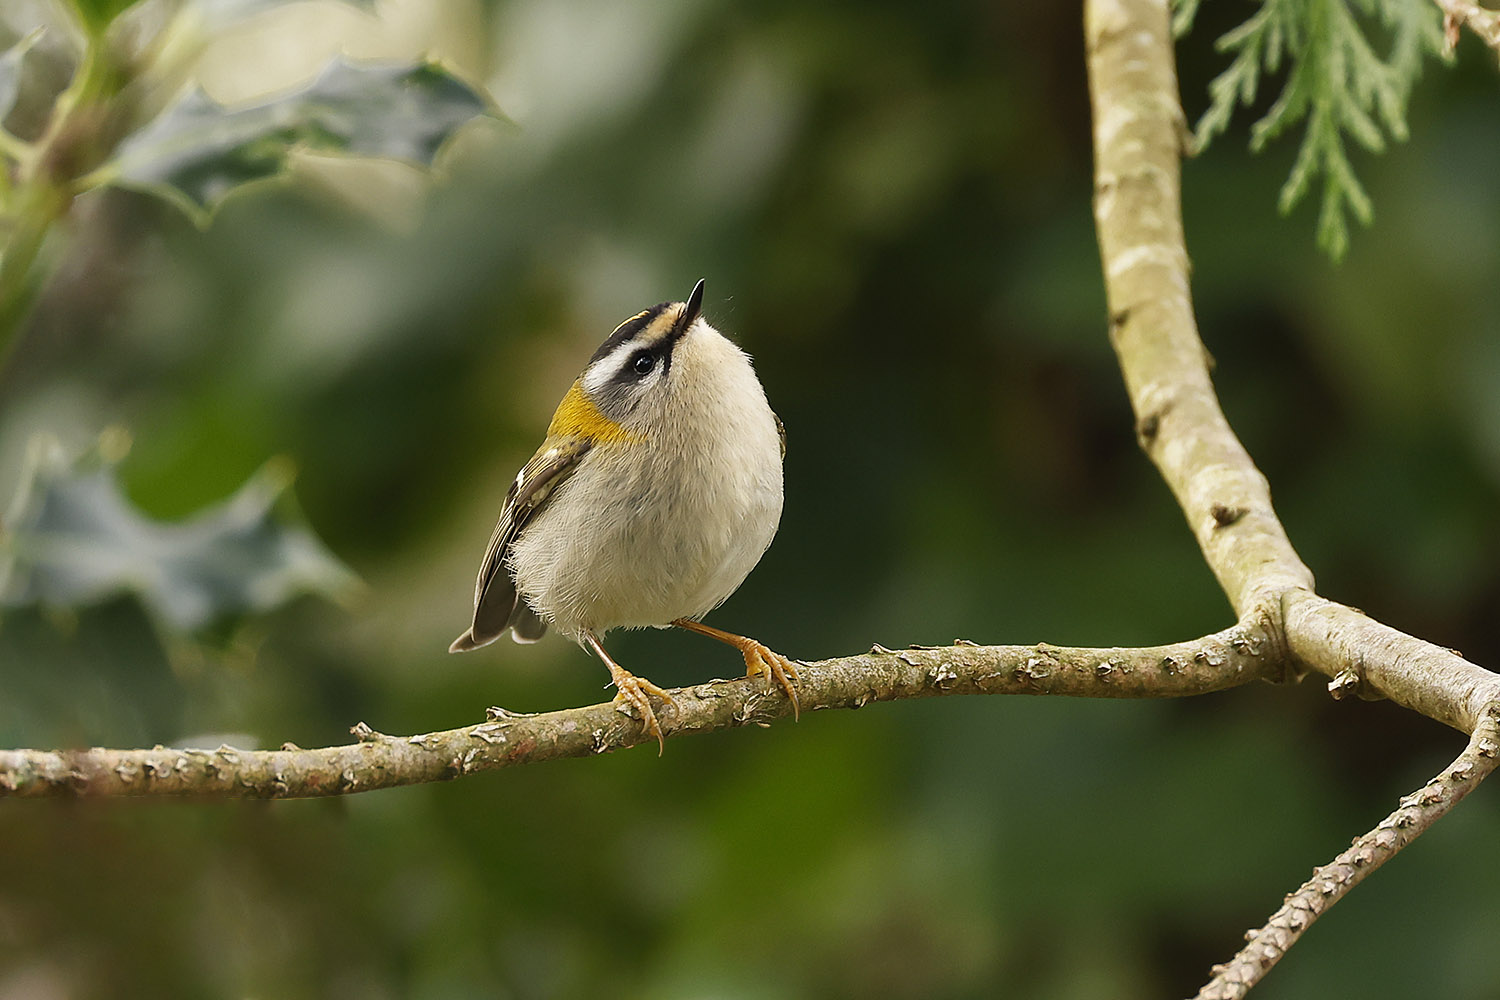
632 352 655 376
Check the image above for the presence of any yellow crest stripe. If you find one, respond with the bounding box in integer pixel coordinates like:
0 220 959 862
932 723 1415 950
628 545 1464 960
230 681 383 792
547 381 642 444
611 310 651 336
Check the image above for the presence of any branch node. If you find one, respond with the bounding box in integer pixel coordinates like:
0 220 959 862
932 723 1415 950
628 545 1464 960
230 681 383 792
350 722 386 743
1016 654 1054 687
469 724 509 745
1134 407 1165 448
927 663 959 688
1228 630 1262 657
1210 503 1247 528
1327 669 1361 700
1193 646 1225 668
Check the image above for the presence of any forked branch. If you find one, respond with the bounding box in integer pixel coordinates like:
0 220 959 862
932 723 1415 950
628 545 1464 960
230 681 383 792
3 7 1500 1000
1085 0 1500 994
1084 0 1500 720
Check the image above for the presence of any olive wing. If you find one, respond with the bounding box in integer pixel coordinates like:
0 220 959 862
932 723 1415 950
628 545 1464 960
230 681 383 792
449 436 592 652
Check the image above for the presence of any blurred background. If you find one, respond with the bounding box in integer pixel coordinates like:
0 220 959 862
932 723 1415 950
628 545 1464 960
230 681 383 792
2 1 1499 997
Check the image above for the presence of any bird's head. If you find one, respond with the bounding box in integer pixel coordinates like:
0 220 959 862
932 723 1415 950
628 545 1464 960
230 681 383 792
550 278 754 445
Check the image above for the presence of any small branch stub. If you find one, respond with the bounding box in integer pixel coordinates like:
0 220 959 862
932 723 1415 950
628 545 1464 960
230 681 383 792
1328 668 1361 701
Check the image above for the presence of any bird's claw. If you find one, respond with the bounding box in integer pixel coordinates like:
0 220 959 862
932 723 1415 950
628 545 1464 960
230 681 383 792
741 642 802 720
608 666 675 754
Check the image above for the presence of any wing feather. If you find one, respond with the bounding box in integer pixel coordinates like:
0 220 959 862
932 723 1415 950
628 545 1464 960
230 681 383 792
449 437 591 652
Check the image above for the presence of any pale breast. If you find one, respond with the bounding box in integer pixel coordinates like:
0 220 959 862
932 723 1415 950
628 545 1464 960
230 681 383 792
509 354 783 636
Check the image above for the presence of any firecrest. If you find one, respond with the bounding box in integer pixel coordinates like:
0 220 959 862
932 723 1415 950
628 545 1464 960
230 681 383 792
450 279 799 750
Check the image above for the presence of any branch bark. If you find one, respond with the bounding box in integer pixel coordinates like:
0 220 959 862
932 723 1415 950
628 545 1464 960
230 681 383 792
1195 701 1500 999
1433 0 1500 55
1085 0 1500 993
1 621 1276 797
1085 0 1500 726
2 4 1499 996
1087 0 1314 621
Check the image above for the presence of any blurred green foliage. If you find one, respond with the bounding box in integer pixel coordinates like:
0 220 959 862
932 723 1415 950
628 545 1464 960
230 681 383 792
0 434 356 634
0 0 490 365
1180 0 1447 259
106 59 493 221
1 1 1499 998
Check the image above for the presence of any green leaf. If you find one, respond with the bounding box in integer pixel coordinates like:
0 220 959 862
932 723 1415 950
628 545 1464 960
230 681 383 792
97 57 493 221
1171 0 1205 38
1185 0 1446 260
0 435 359 633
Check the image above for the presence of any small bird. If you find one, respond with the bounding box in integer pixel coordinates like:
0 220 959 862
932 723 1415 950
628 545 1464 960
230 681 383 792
451 279 799 750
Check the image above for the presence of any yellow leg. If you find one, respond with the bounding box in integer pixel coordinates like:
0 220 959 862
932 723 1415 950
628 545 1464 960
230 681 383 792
583 630 675 754
672 619 801 720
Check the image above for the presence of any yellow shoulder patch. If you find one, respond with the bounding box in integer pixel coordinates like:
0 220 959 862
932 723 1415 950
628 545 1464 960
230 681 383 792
547 381 642 444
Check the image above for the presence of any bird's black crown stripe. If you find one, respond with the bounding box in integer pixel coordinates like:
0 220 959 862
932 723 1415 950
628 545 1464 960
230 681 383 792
588 302 671 366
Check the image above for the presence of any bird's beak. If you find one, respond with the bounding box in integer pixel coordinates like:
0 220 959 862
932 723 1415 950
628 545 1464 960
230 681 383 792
677 278 705 334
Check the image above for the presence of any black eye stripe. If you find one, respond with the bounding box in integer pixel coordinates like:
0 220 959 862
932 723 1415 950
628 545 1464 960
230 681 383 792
601 343 669 390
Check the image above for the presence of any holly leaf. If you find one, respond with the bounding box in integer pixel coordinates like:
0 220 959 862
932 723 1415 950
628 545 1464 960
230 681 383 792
98 57 493 222
0 436 358 632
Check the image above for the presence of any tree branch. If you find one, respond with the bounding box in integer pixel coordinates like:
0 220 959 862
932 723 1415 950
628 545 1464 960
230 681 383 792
1285 592 1500 735
1433 0 1500 55
3 14 1499 1000
1084 0 1500 728
0 621 1280 797
1085 0 1500 994
1087 0 1314 620
1195 701 1500 999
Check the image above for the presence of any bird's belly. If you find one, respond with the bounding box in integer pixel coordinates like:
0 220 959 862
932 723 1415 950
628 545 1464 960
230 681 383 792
508 440 782 637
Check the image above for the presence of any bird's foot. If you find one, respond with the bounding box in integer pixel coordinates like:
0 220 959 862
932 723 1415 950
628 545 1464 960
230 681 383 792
606 663 676 754
670 619 802 721
740 641 802 721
